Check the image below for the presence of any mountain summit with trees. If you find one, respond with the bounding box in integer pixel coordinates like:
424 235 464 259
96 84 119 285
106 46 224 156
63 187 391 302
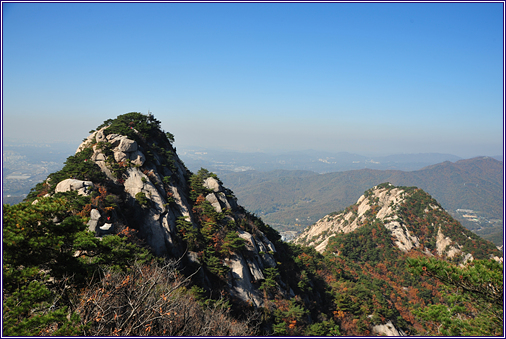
3 112 503 336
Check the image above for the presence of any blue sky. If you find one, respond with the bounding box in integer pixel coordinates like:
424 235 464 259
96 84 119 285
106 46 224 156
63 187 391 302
2 2 504 157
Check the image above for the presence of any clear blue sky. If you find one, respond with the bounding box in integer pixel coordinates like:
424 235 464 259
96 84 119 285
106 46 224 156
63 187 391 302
2 2 504 157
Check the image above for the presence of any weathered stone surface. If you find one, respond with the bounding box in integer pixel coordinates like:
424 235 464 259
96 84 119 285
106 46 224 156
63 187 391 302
99 223 113 231
70 124 286 310
114 151 128 163
216 192 232 210
296 186 421 253
117 138 137 152
55 179 94 196
436 227 461 258
372 320 405 336
236 230 266 280
244 256 265 281
123 167 166 214
206 193 223 213
258 231 276 253
95 129 106 142
140 209 168 257
237 230 259 253
88 209 101 232
256 240 277 268
295 184 481 267
129 150 145 166
91 151 106 162
226 253 263 307
98 223 114 236
203 177 222 192
187 251 200 265
204 192 232 213
167 185 191 218
121 167 171 256
106 133 122 144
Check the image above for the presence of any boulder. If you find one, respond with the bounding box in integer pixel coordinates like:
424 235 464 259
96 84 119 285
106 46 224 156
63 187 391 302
203 177 222 192
216 192 232 210
95 129 106 142
114 151 128 163
206 193 223 213
205 192 232 213
187 251 200 265
206 193 222 213
117 138 137 152
99 223 114 233
372 320 405 336
106 134 122 145
55 179 94 196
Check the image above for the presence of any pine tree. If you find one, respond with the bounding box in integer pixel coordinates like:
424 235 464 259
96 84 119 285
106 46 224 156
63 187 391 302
408 257 503 336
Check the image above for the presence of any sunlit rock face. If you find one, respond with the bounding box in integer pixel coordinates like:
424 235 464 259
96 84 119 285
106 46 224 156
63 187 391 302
68 122 284 307
294 183 482 263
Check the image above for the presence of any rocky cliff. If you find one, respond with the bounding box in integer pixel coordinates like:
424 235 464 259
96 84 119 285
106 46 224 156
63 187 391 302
294 183 502 262
29 112 286 308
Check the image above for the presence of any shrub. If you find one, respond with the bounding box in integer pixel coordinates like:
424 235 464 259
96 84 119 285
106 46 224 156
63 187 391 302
135 192 149 208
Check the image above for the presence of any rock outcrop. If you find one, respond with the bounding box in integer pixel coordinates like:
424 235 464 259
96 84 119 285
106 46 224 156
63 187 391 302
87 209 101 232
372 320 406 336
55 179 94 196
295 184 420 253
294 183 494 263
54 113 284 307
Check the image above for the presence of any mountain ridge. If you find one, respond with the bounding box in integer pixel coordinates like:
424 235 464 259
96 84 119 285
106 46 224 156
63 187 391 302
294 183 502 261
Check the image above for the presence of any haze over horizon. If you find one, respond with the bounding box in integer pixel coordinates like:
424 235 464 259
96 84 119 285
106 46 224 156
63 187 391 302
2 2 504 159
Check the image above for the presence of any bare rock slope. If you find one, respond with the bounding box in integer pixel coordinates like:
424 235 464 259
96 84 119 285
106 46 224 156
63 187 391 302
294 183 501 263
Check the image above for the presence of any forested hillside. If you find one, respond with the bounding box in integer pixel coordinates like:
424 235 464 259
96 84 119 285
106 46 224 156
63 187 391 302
3 113 502 336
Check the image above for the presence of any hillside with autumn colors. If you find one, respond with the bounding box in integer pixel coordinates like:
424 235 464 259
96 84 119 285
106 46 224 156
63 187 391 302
3 113 502 336
220 156 503 245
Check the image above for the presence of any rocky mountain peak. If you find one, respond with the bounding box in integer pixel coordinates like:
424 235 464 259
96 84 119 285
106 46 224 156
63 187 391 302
26 112 291 308
294 183 502 263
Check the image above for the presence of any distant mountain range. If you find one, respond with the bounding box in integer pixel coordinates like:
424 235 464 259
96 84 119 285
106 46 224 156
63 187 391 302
220 157 503 246
180 147 502 174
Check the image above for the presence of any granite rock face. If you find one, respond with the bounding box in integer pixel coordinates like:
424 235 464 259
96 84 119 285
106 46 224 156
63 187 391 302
294 184 480 263
68 122 283 307
55 179 94 196
87 209 101 232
